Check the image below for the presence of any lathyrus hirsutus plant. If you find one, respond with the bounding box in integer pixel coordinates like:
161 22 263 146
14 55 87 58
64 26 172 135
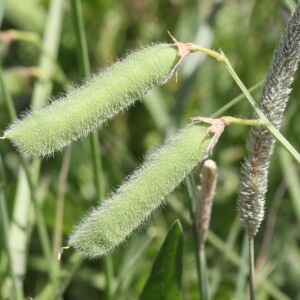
2 37 215 258
2 43 182 156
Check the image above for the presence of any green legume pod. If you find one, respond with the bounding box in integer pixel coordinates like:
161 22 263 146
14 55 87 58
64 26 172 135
4 44 179 156
69 124 211 258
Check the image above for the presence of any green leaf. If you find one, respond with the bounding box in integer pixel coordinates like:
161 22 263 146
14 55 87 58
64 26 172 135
140 220 183 300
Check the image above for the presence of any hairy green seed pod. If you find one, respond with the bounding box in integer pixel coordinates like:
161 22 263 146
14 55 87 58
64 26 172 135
3 44 179 156
69 124 211 258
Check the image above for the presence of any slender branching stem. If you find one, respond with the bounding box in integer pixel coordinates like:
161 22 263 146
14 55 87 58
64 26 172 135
189 45 300 163
223 57 300 163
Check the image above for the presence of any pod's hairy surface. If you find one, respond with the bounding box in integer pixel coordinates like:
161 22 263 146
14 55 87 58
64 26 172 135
4 44 179 156
69 124 211 258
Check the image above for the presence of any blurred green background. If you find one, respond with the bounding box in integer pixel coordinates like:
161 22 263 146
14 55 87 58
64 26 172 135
0 0 300 299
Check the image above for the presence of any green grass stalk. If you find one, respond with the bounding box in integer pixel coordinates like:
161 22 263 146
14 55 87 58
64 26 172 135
199 245 209 300
189 45 300 163
30 0 64 109
52 147 72 270
235 233 249 300
0 62 56 296
69 0 112 297
0 154 24 300
248 236 255 300
185 175 203 297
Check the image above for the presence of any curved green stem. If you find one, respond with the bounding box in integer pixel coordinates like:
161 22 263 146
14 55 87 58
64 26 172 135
0 63 56 293
190 45 300 163
0 155 24 300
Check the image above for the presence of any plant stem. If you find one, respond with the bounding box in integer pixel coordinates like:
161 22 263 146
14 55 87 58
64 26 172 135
199 245 209 300
207 231 289 300
248 236 255 300
21 157 57 289
55 252 83 298
190 45 300 163
0 64 57 294
31 0 64 295
222 117 264 127
211 80 264 118
52 146 72 273
283 0 296 11
31 0 64 109
192 116 265 127
69 0 112 297
69 0 89 75
0 67 16 120
223 57 300 163
235 233 249 299
90 134 104 201
185 175 206 298
0 155 24 300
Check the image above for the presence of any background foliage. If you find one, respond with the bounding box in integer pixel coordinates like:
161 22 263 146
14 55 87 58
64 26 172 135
0 0 299 299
